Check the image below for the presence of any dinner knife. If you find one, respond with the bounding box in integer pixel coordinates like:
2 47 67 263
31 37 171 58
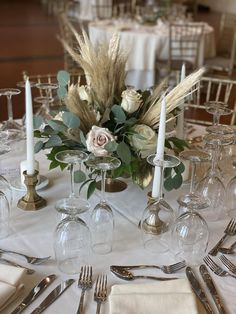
199 264 228 314
11 274 56 314
185 266 214 314
30 279 75 314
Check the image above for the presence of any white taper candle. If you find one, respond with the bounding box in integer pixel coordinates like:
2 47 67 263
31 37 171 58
152 97 166 198
25 78 35 175
176 63 186 139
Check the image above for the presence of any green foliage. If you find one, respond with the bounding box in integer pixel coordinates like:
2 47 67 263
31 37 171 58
111 105 126 124
74 170 87 183
62 111 80 129
57 70 70 86
117 141 131 164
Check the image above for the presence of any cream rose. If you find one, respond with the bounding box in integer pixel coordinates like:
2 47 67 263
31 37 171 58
121 89 142 113
78 85 92 103
86 126 115 157
129 124 157 158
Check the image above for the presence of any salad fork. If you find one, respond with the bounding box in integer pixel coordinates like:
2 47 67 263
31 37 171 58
77 266 93 314
219 254 236 275
204 255 236 279
94 275 108 314
111 260 186 274
0 248 51 265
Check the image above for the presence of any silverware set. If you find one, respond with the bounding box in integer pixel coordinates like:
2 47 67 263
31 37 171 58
77 266 107 314
204 255 236 279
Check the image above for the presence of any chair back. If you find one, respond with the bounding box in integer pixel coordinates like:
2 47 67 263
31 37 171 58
168 22 204 72
185 75 236 125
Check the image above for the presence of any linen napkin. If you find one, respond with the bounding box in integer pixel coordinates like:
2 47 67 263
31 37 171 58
0 264 26 311
105 279 205 314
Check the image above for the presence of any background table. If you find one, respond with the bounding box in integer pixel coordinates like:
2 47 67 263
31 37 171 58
0 133 235 313
89 19 215 90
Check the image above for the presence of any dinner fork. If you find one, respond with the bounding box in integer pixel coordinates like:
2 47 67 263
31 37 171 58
94 275 108 314
219 254 236 275
0 248 51 265
204 255 236 279
111 260 186 274
77 266 93 314
208 218 236 256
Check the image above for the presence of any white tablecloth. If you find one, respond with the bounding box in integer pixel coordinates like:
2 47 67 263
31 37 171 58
0 134 235 313
89 19 215 89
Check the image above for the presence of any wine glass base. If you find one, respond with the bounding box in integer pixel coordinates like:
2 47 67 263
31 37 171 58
178 194 210 209
143 238 169 254
55 197 90 215
57 258 81 274
92 243 112 255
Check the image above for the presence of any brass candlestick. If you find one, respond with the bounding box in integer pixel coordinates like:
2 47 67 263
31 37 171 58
17 170 47 210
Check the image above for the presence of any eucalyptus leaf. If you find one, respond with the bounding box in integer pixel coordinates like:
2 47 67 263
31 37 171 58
164 176 174 191
104 141 118 152
87 180 96 199
79 178 93 194
33 115 44 129
48 120 67 132
172 174 183 189
43 125 57 135
74 170 86 183
62 111 80 129
57 70 70 86
174 162 185 174
117 141 131 164
44 135 63 148
111 105 126 124
57 86 67 99
34 140 44 153
124 117 138 126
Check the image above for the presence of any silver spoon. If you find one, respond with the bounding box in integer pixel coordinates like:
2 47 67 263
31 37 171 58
0 248 51 265
219 241 236 254
110 267 178 281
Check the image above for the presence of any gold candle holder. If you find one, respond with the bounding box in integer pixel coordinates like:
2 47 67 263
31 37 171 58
17 170 47 211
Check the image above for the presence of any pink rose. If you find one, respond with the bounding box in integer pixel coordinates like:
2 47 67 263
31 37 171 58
86 126 115 156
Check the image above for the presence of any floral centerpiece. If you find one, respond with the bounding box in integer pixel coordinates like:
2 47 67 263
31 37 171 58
34 18 205 198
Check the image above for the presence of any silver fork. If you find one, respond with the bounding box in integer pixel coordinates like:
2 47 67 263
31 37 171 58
204 255 236 279
111 260 186 274
219 254 236 275
208 218 236 256
0 248 51 265
77 266 93 314
94 275 108 314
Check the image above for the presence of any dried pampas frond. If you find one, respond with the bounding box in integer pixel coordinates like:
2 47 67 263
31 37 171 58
140 67 205 129
58 15 128 116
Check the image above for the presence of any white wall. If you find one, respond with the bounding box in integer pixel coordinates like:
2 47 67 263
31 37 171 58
199 0 236 13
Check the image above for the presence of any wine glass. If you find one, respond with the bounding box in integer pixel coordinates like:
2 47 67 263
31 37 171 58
226 175 236 218
171 209 209 266
140 154 180 253
55 150 90 214
34 83 58 119
205 101 232 126
0 88 23 139
86 155 121 254
177 150 211 216
196 134 233 221
0 175 12 207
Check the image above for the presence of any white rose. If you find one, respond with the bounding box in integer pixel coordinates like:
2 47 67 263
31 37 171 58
86 126 115 157
129 124 157 158
78 85 92 103
121 89 142 113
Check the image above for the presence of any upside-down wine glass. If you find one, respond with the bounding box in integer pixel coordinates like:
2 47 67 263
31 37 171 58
86 155 121 255
177 150 211 216
196 134 233 221
34 83 58 120
55 150 90 214
0 88 23 140
140 154 180 253
205 101 233 133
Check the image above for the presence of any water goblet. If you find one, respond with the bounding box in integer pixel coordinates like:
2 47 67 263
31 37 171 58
177 150 211 216
0 88 23 139
196 134 233 221
140 154 180 253
86 155 121 255
55 150 90 214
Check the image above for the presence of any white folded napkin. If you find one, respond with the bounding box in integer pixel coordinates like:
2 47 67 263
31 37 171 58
0 264 26 311
106 279 205 314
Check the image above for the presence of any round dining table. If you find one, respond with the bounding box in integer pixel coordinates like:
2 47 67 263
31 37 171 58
89 19 216 90
0 124 235 313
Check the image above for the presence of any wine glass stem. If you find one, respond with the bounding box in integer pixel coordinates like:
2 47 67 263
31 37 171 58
190 161 196 193
69 163 75 198
213 113 220 126
210 143 219 173
7 95 13 121
101 169 106 203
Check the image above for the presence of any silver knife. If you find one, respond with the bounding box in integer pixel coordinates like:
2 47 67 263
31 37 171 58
185 266 215 314
30 279 75 314
200 264 228 314
11 274 56 314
